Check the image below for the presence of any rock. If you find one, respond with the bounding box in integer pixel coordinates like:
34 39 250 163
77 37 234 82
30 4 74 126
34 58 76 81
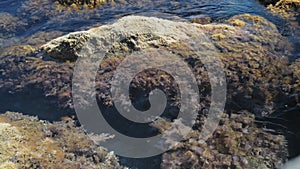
0 45 35 57
21 31 65 49
0 12 27 38
259 0 300 18
268 0 300 18
275 58 300 113
290 58 300 94
189 16 212 24
0 13 294 169
160 111 288 169
54 0 111 9
2 14 292 118
0 111 126 169
41 32 90 61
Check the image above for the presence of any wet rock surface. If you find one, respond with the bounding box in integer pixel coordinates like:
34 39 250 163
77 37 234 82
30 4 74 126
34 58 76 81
40 14 292 116
0 14 298 168
0 111 126 169
259 0 300 18
160 111 288 169
0 12 27 38
258 0 300 58
0 14 291 118
54 0 112 9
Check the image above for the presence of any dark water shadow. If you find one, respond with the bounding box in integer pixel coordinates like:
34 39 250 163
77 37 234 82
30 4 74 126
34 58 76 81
0 88 73 122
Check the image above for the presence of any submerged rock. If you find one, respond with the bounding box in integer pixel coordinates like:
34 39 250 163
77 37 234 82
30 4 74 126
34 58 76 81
0 111 126 169
160 111 288 169
261 0 300 18
0 12 27 39
0 45 35 57
40 14 291 115
0 13 294 169
258 0 299 35
0 14 294 117
290 58 300 93
54 0 111 9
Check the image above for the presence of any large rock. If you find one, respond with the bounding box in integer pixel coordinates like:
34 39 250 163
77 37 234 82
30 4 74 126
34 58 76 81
0 14 294 169
0 14 293 116
41 14 291 115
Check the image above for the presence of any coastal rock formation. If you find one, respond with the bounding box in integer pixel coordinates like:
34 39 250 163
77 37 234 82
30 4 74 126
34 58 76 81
0 14 295 169
0 12 27 38
54 0 111 9
41 14 291 115
0 112 125 169
269 0 299 14
160 111 288 169
259 0 300 19
0 14 293 117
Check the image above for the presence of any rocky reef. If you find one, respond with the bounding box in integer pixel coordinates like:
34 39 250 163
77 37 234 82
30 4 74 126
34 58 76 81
54 0 111 9
160 111 288 169
0 14 297 168
259 0 300 18
0 14 292 119
0 13 27 39
0 112 125 169
40 14 292 116
259 0 300 37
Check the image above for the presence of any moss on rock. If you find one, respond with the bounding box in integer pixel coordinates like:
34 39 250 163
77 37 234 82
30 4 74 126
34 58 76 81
160 111 288 169
0 14 292 118
0 112 125 169
0 45 35 57
0 13 294 169
267 0 300 18
54 0 111 9
229 19 246 27
0 13 27 38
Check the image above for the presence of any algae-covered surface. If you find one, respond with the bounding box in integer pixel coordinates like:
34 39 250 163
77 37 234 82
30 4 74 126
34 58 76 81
0 112 126 169
0 0 299 168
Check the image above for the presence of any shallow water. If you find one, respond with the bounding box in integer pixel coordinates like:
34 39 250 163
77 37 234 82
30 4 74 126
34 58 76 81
0 0 299 168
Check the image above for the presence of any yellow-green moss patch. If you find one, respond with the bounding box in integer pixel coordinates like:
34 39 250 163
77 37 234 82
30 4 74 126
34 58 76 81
211 33 226 41
230 19 246 27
